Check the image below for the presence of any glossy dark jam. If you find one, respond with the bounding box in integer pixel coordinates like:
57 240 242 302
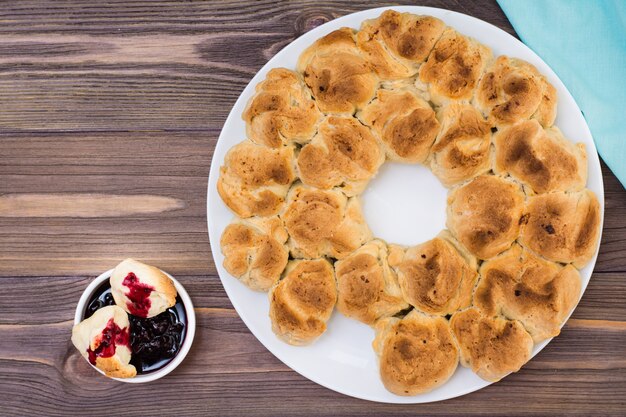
87 318 131 365
85 281 187 374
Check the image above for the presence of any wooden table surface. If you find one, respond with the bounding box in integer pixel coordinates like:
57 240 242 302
1 1 625 416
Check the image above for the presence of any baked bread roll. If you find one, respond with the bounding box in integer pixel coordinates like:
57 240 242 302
450 307 533 382
110 259 177 319
475 56 557 127
297 27 378 114
220 216 289 292
71 305 136 378
281 184 372 259
430 103 492 186
357 86 440 163
217 140 296 218
373 310 459 395
494 120 587 194
447 175 525 260
357 10 445 79
519 190 601 268
243 68 322 148
417 29 492 105
269 259 337 345
297 116 385 195
334 240 408 325
388 232 478 315
474 244 581 342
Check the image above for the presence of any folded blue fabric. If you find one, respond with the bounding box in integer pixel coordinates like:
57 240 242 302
498 0 626 188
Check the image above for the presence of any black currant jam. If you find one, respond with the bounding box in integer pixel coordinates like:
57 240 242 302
84 281 187 374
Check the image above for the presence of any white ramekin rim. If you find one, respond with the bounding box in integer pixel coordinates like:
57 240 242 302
73 267 196 383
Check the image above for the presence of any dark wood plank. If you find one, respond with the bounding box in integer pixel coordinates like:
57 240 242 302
0 131 217 177
0 308 624 417
0 0 512 132
0 1 515 36
0 133 624 276
1 272 625 325
0 272 624 415
0 1 625 416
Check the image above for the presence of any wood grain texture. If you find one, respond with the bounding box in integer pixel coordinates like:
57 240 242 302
0 193 186 217
0 1 624 416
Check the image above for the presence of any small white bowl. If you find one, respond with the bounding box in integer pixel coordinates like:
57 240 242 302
74 267 196 383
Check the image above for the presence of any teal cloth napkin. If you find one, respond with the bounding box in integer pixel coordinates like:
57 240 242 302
498 0 626 187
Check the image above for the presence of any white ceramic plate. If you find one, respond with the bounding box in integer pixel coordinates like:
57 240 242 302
207 6 604 403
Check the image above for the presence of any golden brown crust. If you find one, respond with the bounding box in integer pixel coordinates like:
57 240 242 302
447 175 525 260
220 216 289 291
242 68 322 148
430 103 493 186
296 116 384 195
357 10 446 79
281 184 372 259
389 231 478 315
475 244 581 342
334 240 408 324
94 356 137 379
357 86 440 163
373 310 459 395
269 259 337 345
217 140 296 218
297 28 378 114
519 190 601 268
475 56 557 127
494 120 587 194
450 307 533 382
417 29 492 105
